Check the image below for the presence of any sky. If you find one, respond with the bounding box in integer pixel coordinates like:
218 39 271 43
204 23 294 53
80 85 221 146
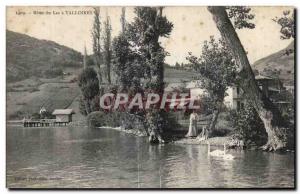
7 6 294 65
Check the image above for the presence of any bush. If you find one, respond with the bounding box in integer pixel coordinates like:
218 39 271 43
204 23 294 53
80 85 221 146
229 102 267 147
87 111 109 127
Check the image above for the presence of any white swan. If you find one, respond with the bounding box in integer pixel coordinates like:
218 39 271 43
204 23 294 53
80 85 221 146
207 143 234 160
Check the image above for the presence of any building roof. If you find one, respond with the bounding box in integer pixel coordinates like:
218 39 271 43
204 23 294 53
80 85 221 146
52 109 75 115
255 75 273 80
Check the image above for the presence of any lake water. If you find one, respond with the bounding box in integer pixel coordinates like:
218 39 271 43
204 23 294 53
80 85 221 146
7 126 295 188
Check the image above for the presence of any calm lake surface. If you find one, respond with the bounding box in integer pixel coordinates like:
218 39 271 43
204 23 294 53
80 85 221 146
7 126 295 188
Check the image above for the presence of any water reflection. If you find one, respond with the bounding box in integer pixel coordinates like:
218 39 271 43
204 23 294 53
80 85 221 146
7 126 294 188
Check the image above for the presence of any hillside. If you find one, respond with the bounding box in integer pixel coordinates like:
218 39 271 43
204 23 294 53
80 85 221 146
253 41 294 85
5 30 199 120
164 68 198 83
6 30 83 120
6 30 83 82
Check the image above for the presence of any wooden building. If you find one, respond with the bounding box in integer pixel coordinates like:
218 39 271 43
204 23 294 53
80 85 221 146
52 109 75 123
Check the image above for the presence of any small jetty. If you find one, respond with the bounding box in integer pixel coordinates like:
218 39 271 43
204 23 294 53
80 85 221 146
23 108 75 128
23 119 70 127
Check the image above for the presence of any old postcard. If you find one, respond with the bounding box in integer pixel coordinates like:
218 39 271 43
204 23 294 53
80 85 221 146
6 6 295 189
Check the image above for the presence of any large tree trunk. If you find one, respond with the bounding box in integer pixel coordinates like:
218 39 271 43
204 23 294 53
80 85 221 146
207 6 289 151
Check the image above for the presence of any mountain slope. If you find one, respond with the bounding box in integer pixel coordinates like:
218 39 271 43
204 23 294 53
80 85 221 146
6 30 83 82
252 41 294 85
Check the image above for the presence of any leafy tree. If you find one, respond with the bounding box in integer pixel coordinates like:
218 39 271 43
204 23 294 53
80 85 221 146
126 7 173 143
120 7 126 33
103 15 112 84
187 36 237 138
112 7 173 143
114 22 145 90
78 67 99 114
112 34 132 89
127 7 173 91
83 45 87 69
92 7 104 98
112 8 144 90
208 6 290 151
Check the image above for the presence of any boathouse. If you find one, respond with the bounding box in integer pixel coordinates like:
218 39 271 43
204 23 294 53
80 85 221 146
52 109 75 123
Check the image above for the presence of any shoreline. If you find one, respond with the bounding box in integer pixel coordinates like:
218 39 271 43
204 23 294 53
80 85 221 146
97 125 241 147
98 126 148 137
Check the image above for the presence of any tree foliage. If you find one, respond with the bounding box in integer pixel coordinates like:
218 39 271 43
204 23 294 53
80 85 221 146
103 15 112 84
78 68 100 114
226 6 255 29
187 37 237 106
120 7 126 33
229 102 267 147
127 7 173 91
187 36 237 135
112 7 174 143
113 7 173 92
273 10 295 39
79 95 88 116
112 30 144 90
92 7 102 68
112 7 144 90
78 68 99 100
